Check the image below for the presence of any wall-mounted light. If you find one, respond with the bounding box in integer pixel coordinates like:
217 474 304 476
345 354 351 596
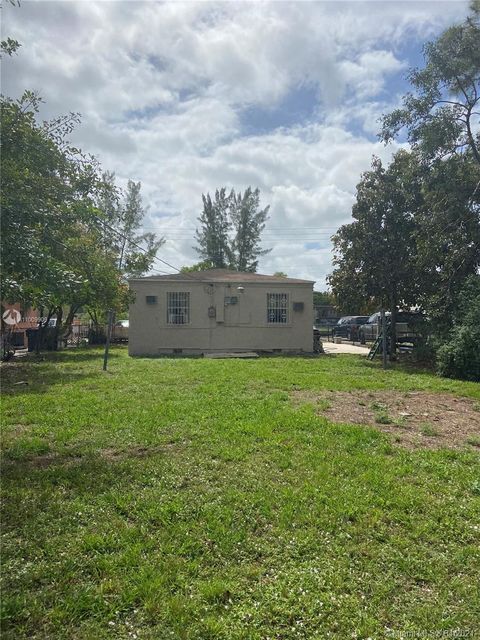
237 286 245 293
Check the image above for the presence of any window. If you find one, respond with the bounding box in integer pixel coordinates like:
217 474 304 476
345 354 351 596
267 293 289 324
146 295 157 305
167 292 190 325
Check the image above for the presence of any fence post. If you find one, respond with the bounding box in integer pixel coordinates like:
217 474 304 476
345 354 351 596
381 309 388 370
103 310 113 371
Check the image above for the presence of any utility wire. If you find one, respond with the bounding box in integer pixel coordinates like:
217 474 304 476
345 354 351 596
92 214 197 279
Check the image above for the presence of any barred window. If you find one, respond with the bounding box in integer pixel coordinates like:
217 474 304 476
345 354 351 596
167 292 190 325
267 293 289 324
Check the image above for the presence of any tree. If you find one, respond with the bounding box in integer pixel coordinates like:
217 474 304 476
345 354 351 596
181 261 214 273
329 151 421 353
95 175 165 277
0 91 126 346
1 1 20 58
313 291 334 306
0 91 99 306
1 37 20 57
437 274 480 381
194 187 270 272
194 189 232 268
413 155 480 337
376 0 480 373
0 91 163 348
84 174 164 328
230 188 270 272
380 0 480 165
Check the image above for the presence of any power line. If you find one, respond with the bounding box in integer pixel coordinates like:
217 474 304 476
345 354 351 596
140 226 338 232
92 215 197 279
140 232 336 239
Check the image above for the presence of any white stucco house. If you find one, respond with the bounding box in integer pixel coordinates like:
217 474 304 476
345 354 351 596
128 269 314 356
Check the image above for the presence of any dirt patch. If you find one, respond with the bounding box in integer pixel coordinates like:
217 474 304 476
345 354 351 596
2 441 190 469
291 390 480 450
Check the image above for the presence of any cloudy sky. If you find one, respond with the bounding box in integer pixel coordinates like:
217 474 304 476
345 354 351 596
2 0 468 287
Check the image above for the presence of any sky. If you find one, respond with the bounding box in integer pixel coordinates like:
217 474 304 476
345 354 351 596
2 0 469 287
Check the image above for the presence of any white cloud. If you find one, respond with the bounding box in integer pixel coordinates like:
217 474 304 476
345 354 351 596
2 0 470 287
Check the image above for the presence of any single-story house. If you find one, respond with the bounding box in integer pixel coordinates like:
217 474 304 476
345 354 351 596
128 269 314 356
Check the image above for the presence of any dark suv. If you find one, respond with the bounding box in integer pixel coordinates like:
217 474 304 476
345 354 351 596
359 312 423 343
333 316 369 341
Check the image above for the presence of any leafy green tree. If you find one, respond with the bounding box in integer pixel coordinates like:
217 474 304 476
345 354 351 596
0 91 99 306
381 0 480 164
180 261 214 273
329 151 421 352
437 274 480 381
414 155 480 337
0 91 162 347
0 91 127 346
1 36 20 57
313 291 335 306
1 1 20 58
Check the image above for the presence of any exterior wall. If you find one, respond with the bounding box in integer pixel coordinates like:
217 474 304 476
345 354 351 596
1 303 40 348
128 280 314 356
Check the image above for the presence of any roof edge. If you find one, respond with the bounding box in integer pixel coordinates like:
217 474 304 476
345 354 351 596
128 269 315 285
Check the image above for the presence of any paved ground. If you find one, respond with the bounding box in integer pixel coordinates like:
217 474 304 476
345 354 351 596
322 341 370 355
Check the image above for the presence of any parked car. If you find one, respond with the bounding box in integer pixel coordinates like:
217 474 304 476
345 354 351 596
359 312 423 344
333 316 369 340
112 319 129 343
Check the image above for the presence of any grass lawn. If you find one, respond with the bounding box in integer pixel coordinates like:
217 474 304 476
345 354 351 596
1 348 479 639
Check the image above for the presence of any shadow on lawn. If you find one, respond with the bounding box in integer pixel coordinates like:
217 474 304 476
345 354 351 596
2 457 127 529
1 348 123 395
1 445 182 532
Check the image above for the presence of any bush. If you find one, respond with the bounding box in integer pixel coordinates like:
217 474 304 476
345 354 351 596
436 275 480 381
437 324 480 381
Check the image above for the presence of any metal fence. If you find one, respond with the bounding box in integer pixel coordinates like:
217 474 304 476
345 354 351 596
0 323 129 353
313 324 338 342
67 324 128 346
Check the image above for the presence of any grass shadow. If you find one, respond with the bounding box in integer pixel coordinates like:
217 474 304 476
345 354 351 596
1 347 124 396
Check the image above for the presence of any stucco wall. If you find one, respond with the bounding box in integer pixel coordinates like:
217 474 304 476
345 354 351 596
128 279 313 356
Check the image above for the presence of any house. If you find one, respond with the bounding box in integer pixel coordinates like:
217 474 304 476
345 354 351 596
1 303 40 348
128 269 314 356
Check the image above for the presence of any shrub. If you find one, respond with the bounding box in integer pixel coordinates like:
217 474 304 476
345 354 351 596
437 324 480 381
436 275 480 381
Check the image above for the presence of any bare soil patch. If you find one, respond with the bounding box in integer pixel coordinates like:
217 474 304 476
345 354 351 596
292 390 480 450
2 441 190 469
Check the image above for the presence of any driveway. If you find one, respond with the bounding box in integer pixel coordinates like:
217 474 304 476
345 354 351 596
322 341 370 355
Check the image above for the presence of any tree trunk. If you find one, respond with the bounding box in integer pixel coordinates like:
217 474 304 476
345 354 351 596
36 306 56 354
88 308 100 331
53 306 63 349
57 304 79 347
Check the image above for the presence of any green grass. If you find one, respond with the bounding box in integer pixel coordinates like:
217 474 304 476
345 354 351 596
370 402 394 425
1 348 479 640
420 423 440 437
